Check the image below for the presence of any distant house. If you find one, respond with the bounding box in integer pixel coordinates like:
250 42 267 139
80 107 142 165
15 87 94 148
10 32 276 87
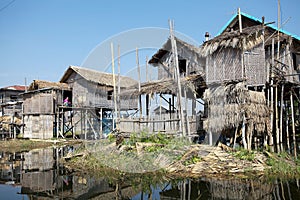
0 85 26 138
0 85 26 116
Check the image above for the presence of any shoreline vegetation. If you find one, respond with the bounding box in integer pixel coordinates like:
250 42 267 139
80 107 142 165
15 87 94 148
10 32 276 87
1 134 299 180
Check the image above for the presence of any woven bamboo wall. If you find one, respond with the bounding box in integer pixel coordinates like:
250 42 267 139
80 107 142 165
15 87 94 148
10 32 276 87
244 44 266 85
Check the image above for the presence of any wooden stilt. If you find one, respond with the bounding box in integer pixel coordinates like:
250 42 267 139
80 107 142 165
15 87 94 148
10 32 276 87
169 20 186 136
275 84 280 152
280 84 284 151
286 102 290 153
290 91 297 159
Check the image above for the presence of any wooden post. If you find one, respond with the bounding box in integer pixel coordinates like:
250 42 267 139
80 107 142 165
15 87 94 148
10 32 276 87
100 108 103 138
286 102 290 153
136 47 142 117
85 109 87 140
275 84 280 152
238 8 243 33
118 45 121 121
290 91 297 159
111 43 118 130
269 38 275 147
280 84 284 151
169 20 186 136
184 89 191 136
242 115 247 149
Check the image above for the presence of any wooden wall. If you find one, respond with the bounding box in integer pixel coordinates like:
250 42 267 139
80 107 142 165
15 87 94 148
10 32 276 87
23 115 54 139
23 93 54 114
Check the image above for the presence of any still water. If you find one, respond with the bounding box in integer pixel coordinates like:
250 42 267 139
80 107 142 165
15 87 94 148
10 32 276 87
0 147 299 200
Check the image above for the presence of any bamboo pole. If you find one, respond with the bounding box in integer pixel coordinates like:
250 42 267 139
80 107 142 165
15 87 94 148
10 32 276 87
111 43 118 130
286 103 290 153
169 20 186 136
269 38 275 147
275 84 280 152
136 47 142 117
280 84 284 151
238 8 242 33
290 91 297 159
118 45 121 120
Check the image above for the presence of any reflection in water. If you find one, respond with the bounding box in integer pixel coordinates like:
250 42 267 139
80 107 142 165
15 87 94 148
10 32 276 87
0 147 300 199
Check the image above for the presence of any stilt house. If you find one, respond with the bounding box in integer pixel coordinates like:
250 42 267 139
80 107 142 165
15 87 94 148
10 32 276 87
202 11 300 151
22 66 138 139
22 80 70 139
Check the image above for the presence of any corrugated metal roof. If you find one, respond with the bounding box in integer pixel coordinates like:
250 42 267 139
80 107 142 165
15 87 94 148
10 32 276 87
2 85 26 91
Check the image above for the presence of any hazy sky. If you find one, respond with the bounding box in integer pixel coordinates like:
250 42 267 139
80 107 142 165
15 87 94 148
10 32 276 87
0 0 299 87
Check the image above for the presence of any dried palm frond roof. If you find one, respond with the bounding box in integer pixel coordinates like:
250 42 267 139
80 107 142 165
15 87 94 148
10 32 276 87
203 81 269 134
200 25 264 57
122 74 206 97
60 66 137 88
28 80 70 91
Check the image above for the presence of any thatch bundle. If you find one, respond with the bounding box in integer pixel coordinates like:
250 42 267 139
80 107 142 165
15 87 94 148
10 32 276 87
122 74 205 97
28 80 70 91
203 82 269 135
0 115 22 131
200 25 264 57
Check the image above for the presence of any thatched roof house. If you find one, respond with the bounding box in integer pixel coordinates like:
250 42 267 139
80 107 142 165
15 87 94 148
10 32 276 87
60 65 138 110
149 37 205 80
205 11 300 85
60 66 137 88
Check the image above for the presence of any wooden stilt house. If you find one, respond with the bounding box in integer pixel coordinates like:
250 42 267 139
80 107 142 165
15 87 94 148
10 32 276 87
22 80 70 139
201 11 300 151
59 66 138 139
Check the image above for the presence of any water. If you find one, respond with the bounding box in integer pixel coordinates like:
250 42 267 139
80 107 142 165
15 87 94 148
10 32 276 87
0 147 300 199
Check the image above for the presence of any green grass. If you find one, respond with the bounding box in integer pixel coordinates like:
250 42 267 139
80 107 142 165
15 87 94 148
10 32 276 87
231 148 256 161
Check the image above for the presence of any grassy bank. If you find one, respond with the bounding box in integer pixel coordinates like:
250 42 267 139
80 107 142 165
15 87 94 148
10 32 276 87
63 133 300 180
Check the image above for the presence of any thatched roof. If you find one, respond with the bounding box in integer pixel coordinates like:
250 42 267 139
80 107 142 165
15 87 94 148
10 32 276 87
28 80 70 91
203 81 269 134
60 66 137 88
217 11 300 52
122 74 206 97
149 37 202 66
200 25 264 57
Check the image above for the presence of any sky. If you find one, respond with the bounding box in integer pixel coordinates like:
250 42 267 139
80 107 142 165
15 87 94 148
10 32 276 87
0 0 299 87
